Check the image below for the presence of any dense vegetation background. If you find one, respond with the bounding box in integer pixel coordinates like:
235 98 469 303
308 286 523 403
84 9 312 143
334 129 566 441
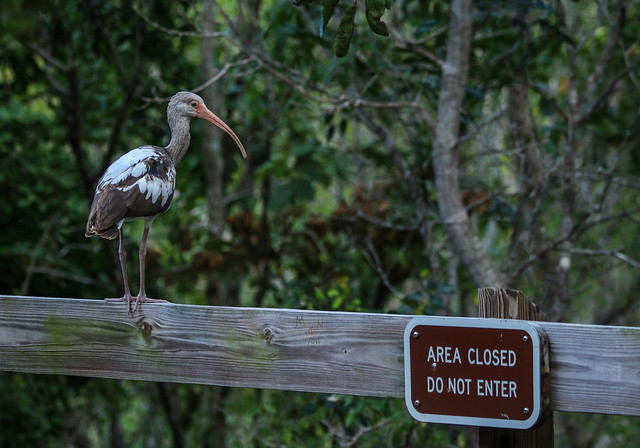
1 0 639 446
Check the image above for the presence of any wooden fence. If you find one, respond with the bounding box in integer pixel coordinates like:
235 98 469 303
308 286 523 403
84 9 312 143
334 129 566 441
1 292 638 418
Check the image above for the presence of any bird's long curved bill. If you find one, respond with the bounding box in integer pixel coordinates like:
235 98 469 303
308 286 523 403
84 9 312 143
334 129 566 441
198 106 247 159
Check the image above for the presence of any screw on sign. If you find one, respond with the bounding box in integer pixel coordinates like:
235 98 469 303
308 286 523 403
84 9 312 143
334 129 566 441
403 316 547 429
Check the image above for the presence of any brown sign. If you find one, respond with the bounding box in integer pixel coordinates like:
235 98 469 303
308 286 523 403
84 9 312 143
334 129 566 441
404 317 542 429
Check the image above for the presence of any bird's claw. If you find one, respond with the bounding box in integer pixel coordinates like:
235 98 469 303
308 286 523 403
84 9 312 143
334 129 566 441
105 295 169 315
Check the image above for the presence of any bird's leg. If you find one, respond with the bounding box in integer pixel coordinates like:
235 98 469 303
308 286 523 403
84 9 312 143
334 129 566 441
133 217 168 313
105 225 135 313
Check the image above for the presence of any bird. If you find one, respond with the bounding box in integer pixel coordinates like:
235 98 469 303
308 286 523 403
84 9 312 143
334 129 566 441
85 91 247 314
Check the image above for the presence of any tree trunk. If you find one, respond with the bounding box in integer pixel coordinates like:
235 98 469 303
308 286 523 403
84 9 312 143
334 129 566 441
505 73 554 302
201 3 226 239
200 1 231 446
433 0 507 287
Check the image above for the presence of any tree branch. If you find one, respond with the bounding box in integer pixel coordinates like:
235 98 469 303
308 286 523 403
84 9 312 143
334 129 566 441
569 248 640 270
134 5 226 38
578 0 627 107
579 56 640 123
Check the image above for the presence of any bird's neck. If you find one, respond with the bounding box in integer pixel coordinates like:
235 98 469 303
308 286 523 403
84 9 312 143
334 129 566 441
164 113 191 164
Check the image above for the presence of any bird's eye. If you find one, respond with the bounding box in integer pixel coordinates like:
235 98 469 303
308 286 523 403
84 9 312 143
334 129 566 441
190 101 198 108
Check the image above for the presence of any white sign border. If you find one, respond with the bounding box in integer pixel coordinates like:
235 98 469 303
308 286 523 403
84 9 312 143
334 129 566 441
404 316 542 429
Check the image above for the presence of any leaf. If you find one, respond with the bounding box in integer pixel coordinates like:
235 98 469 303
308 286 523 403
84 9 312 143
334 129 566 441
345 410 355 427
321 0 339 38
365 12 389 36
366 0 386 18
269 178 316 210
292 142 315 156
333 4 356 57
365 0 389 36
290 178 316 201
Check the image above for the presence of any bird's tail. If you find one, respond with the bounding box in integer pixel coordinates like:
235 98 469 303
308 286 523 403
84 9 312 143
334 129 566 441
85 217 119 240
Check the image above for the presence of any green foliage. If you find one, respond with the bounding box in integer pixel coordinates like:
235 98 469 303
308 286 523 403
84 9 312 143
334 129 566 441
365 0 391 36
321 0 339 37
294 0 395 57
333 3 357 57
225 390 458 447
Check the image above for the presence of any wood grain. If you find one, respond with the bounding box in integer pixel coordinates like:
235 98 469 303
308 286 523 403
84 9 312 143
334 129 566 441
479 287 554 447
0 295 407 397
1 295 639 416
542 321 640 414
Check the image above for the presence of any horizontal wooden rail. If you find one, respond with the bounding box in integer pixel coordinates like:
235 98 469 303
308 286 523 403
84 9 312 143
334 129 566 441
1 295 639 416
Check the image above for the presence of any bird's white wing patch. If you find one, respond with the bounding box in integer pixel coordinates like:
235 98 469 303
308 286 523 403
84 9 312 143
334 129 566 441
98 146 176 206
98 147 158 189
137 175 174 206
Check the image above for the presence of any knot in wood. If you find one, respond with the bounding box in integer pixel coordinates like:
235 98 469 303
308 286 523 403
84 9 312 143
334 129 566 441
139 321 152 334
261 327 275 344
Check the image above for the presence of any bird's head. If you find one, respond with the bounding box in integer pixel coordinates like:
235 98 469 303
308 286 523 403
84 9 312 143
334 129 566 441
169 91 247 159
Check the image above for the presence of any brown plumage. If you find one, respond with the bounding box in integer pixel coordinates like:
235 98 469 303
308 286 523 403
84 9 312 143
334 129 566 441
86 91 246 313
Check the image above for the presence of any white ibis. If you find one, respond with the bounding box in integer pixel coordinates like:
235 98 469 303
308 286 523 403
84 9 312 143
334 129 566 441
85 91 247 313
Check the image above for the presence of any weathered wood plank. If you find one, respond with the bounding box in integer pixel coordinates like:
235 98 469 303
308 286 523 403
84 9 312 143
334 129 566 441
542 321 640 415
1 295 639 416
0 295 407 397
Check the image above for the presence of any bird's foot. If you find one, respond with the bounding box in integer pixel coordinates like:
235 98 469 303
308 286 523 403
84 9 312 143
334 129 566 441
132 295 170 314
105 294 136 314
105 295 168 314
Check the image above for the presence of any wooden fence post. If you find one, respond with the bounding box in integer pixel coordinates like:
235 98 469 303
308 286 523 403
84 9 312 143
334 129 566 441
478 287 553 448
